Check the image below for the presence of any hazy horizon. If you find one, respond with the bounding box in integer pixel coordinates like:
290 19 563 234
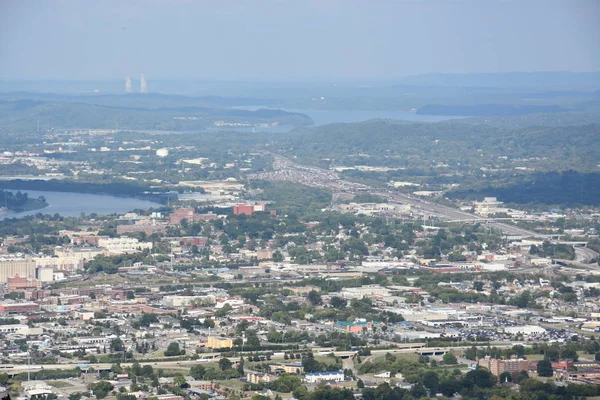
2 71 600 83
1 0 599 81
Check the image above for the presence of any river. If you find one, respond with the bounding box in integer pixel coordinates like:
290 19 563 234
1 190 161 219
219 107 467 133
287 108 466 125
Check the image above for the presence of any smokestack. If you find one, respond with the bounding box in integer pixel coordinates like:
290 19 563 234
140 74 148 93
125 77 132 93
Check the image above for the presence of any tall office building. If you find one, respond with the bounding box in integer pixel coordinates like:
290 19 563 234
140 74 148 93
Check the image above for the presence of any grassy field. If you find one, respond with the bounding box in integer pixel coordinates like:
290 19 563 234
526 351 595 362
217 379 245 390
577 350 596 361
392 353 420 362
313 355 339 365
155 368 191 376
366 351 420 363
525 354 545 361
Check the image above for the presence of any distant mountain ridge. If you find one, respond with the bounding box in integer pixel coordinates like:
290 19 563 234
394 72 600 88
417 104 564 116
0 95 313 131
0 91 274 109
280 118 600 172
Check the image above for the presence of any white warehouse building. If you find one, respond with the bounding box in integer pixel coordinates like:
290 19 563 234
98 237 153 253
504 325 547 335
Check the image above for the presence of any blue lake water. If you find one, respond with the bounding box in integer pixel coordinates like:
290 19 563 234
1 190 161 219
289 109 466 125
220 107 467 133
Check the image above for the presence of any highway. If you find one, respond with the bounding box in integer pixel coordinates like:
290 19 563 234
0 358 212 375
249 153 600 273
575 246 599 264
259 153 543 238
0 342 517 375
372 189 541 237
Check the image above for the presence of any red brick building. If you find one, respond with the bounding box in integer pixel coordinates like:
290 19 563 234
116 223 167 236
177 237 208 247
478 356 529 378
7 275 41 291
71 235 108 245
106 303 177 315
169 208 219 224
169 208 195 224
0 302 41 313
233 203 266 216
195 213 219 221
233 204 254 216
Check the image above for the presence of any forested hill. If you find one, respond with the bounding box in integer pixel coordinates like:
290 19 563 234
417 104 563 116
0 98 313 132
446 171 600 206
0 92 274 109
278 119 600 171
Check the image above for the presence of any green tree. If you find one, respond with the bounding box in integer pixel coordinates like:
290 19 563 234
422 371 439 393
237 357 245 376
90 381 114 399
544 347 560 362
585 341 600 354
173 375 187 388
302 358 323 373
464 368 496 388
271 374 302 393
219 358 232 371
214 304 233 318
139 313 159 327
68 393 83 400
165 342 183 357
307 290 322 306
512 344 526 358
329 296 347 309
439 378 462 397
110 338 124 353
561 347 579 361
442 352 458 365
529 245 539 255
272 251 284 262
516 370 529 384
499 371 512 383
110 363 123 374
190 365 206 380
537 360 553 377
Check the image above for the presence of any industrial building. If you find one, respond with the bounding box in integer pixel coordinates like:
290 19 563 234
206 336 233 349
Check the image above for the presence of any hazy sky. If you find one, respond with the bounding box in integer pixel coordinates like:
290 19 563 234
1 0 599 80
